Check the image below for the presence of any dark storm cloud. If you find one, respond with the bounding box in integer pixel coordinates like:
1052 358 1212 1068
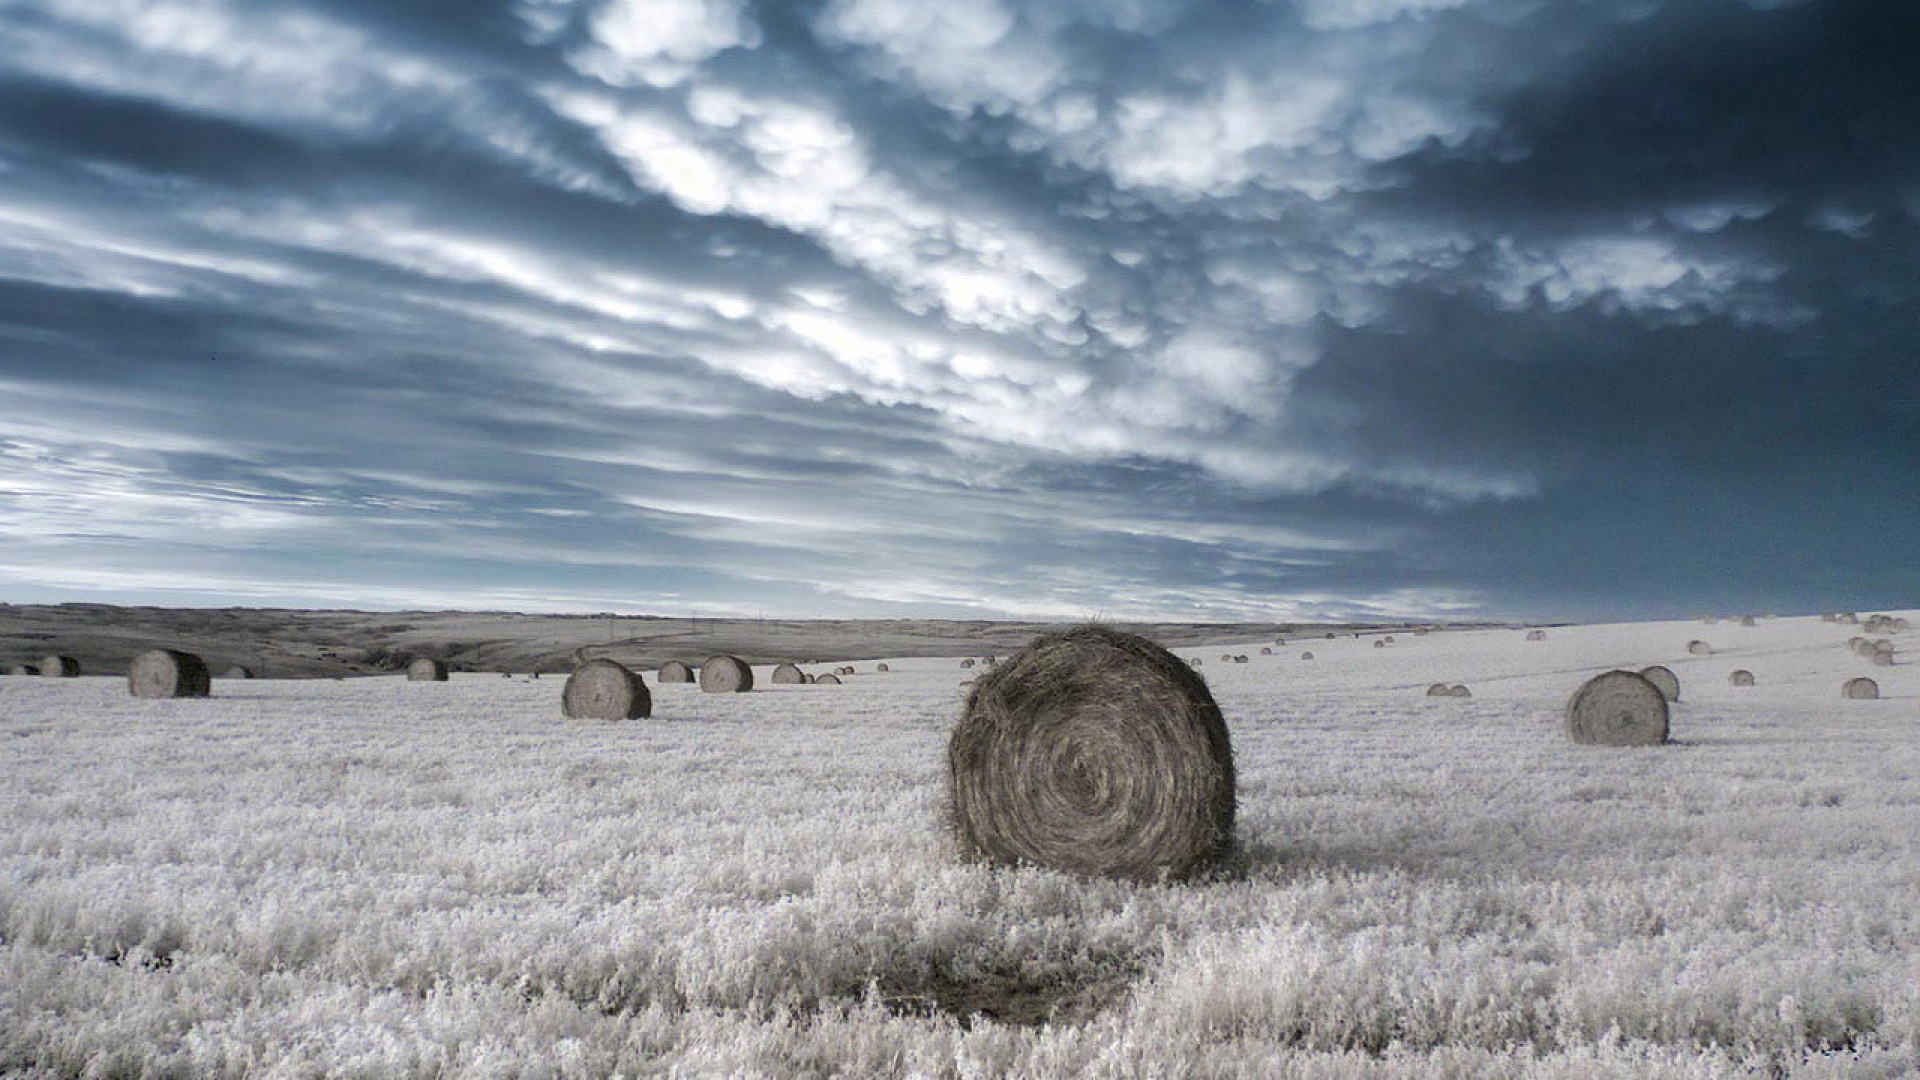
0 0 1913 618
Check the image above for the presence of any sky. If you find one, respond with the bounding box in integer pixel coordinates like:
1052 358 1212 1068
0 0 1915 624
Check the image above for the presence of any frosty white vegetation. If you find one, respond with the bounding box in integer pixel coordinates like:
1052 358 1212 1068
1 613 1917 1078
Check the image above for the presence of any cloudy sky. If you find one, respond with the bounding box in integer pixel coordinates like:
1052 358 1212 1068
0 0 1914 623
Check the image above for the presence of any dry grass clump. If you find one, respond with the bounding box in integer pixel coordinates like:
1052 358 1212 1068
407 658 448 682
1686 640 1712 656
563 659 651 720
40 655 80 677
128 649 211 699
1843 677 1880 700
699 655 753 693
657 660 694 683
1637 664 1681 702
948 625 1235 883
771 663 805 685
1729 669 1756 686
1566 670 1670 746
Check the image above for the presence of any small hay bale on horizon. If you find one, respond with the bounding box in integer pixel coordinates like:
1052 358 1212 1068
563 659 650 720
1729 669 1756 686
876 662 890 672
771 663 806 685
407 658 449 682
1638 664 1681 702
40 655 80 677
224 665 255 679
658 660 695 683
1526 630 1546 642
1740 615 1757 627
1300 651 1315 660
1843 677 1879 700
1566 670 1669 746
1260 647 1272 656
961 658 976 669
1426 683 1451 697
699 655 754 693
948 625 1235 883
129 649 211 700
8 664 38 676
1687 640 1712 656
1448 684 1471 698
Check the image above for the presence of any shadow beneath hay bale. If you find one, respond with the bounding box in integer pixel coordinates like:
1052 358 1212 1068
876 967 1137 1028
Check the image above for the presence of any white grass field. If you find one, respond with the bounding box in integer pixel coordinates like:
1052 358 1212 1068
3 613 1917 1078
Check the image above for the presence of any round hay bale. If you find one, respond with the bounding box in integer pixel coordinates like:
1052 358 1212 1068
876 662 890 672
1843 677 1879 700
128 649 211 699
1234 655 1248 664
771 662 806 685
1189 658 1202 667
1324 633 1335 640
1739 615 1756 627
563 659 650 720
815 673 841 685
40 655 80 677
699 655 753 693
961 658 976 669
1448 684 1472 698
803 672 816 684
658 660 695 684
407 658 448 682
1638 664 1681 702
1373 639 1386 649
948 625 1235 882
1728 669 1755 686
223 665 255 679
1848 637 1870 655
1821 613 1837 623
1871 647 1894 667
1220 653 1233 662
1686 640 1712 656
1565 670 1669 746
1840 613 1859 624
1426 682 1451 697
1260 647 1272 656
1300 651 1314 660
1526 630 1546 642
1383 636 1395 644
8 664 36 676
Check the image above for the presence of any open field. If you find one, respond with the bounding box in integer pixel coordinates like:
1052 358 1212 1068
3 613 1917 1077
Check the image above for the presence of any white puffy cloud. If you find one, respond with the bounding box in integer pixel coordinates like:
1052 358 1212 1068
570 0 762 87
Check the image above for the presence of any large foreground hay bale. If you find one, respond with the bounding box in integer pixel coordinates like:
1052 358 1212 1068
1637 664 1681 702
563 659 651 720
129 649 211 699
40 655 80 677
947 625 1235 882
700 655 753 693
1686 640 1712 656
1843 677 1879 700
1565 670 1669 746
1729 669 1755 686
658 660 695 683
407 658 448 682
771 663 805 685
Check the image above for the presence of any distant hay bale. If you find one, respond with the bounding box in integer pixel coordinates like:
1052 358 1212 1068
1373 639 1386 649
1848 637 1870 655
1448 684 1472 698
1324 633 1335 640
1702 614 1718 624
1843 677 1879 700
1740 616 1757 627
1383 636 1395 644
1189 658 1202 667
1871 647 1894 667
563 659 651 720
699 655 753 693
1686 640 1712 656
1840 613 1859 624
1220 653 1233 662
1260 647 1272 655
1300 651 1314 660
961 658 976 669
657 660 695 683
1426 683 1451 697
40 655 80 678
8 664 36 676
1565 670 1669 746
803 673 816 684
876 662 890 672
1729 669 1755 686
1638 664 1681 703
948 625 1235 882
128 649 211 700
407 658 448 682
1275 637 1286 645
1526 630 1546 642
223 666 255 679
1821 613 1838 623
771 663 806 685
815 673 841 685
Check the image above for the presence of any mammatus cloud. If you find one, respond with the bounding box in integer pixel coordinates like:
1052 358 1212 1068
0 0 1914 619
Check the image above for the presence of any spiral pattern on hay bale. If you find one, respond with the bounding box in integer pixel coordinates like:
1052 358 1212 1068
771 663 805 685
1637 664 1681 702
40 655 80 677
1843 677 1879 700
947 625 1236 883
1566 670 1669 746
128 649 211 699
699 655 753 693
407 658 448 682
1686 640 1712 656
657 660 694 684
563 659 651 720
1728 669 1755 686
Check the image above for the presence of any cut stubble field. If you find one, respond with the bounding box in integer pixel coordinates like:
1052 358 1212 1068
2 614 1917 1078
